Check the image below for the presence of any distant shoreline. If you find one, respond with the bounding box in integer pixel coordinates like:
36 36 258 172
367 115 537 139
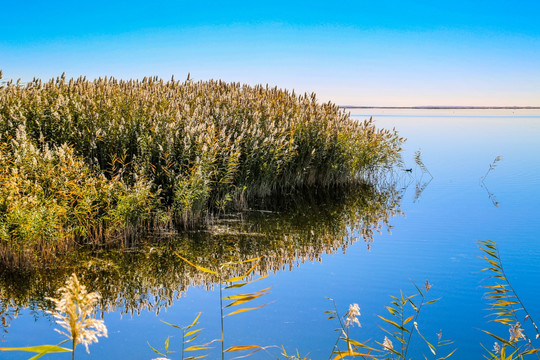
340 106 540 109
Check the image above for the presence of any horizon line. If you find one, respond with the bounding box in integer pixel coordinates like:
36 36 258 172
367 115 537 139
340 106 540 110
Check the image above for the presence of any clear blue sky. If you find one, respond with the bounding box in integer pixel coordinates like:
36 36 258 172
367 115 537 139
2 0 539 106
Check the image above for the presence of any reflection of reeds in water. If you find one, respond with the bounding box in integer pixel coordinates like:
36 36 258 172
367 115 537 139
0 300 18 338
412 149 433 203
391 149 433 204
480 156 502 207
0 183 402 331
3 239 539 359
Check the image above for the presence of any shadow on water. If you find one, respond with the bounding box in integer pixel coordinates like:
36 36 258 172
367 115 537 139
0 181 403 336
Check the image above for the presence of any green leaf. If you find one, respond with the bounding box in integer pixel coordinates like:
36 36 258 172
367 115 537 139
28 353 50 360
0 345 71 354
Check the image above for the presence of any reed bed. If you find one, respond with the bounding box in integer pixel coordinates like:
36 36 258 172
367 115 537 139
0 72 403 263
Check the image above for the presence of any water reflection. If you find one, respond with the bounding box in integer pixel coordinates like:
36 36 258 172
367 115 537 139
0 182 402 334
395 150 433 203
480 156 502 207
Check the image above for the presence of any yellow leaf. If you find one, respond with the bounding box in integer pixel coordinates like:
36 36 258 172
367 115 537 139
185 328 203 337
225 292 269 307
224 287 272 300
224 274 269 289
186 313 201 330
225 262 259 283
332 350 373 359
237 256 262 264
403 315 414 324
175 254 218 275
225 302 270 317
378 315 407 332
225 345 261 352
185 345 212 351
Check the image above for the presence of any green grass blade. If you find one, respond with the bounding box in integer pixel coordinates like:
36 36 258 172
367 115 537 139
0 345 71 354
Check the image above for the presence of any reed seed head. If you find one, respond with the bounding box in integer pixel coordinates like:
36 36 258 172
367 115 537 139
382 336 393 351
509 322 525 342
345 303 361 328
425 279 432 292
47 273 107 353
492 341 500 354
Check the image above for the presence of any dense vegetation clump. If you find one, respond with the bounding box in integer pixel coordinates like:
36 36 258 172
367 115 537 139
0 72 403 262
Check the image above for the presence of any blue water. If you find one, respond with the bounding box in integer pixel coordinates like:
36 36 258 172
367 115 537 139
2 110 540 359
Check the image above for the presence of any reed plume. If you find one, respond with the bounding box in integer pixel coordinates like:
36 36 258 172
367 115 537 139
47 273 107 359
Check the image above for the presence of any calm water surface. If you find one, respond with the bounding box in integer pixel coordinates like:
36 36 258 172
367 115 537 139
2 109 540 359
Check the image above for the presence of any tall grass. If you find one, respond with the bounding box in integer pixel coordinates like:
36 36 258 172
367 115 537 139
0 125 158 267
478 240 540 359
0 72 403 262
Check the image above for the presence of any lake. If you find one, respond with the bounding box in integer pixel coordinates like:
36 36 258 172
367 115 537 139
1 109 540 359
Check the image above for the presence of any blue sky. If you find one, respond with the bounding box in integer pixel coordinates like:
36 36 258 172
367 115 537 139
2 0 539 106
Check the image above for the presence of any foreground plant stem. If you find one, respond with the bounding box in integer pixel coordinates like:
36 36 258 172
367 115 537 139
220 272 225 360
